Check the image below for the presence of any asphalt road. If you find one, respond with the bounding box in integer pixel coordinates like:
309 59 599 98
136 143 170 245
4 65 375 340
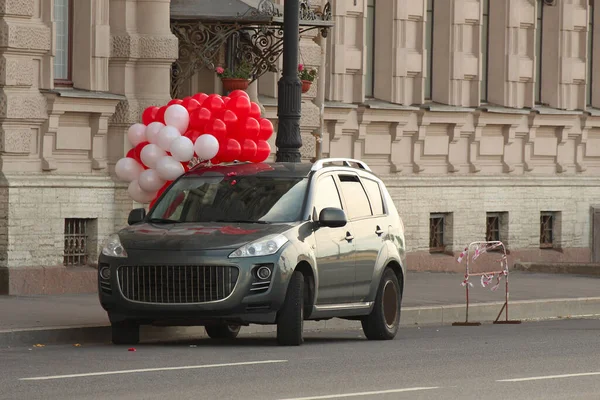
1 319 600 400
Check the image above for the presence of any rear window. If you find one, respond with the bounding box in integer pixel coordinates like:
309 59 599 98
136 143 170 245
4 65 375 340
338 175 372 220
149 174 308 223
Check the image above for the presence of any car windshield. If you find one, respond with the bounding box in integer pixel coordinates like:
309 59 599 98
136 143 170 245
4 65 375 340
148 173 308 224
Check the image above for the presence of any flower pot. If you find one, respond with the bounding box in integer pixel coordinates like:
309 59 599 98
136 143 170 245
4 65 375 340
301 80 312 93
221 78 249 92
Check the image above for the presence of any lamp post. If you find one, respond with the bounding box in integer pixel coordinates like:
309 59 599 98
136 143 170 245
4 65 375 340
275 0 302 163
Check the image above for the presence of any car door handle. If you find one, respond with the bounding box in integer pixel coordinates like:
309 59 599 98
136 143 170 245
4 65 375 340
375 226 384 236
345 232 354 242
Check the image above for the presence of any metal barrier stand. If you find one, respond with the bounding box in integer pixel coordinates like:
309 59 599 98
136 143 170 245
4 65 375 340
452 241 522 327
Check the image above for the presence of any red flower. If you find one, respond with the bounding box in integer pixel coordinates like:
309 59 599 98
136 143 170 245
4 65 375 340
298 64 304 72
216 67 225 74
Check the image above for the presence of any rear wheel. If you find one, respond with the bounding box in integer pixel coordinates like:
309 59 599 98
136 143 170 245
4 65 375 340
111 321 140 345
205 323 241 339
276 270 304 346
361 268 401 340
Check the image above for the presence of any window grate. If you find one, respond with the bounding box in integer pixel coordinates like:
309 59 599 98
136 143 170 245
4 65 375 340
486 215 500 242
429 215 445 253
540 213 554 248
64 218 89 266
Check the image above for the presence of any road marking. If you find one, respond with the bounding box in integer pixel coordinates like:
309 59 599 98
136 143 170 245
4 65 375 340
278 387 441 400
498 371 600 382
20 359 287 381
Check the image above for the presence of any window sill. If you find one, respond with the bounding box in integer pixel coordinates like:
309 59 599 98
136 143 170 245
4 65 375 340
360 99 419 111
43 88 126 101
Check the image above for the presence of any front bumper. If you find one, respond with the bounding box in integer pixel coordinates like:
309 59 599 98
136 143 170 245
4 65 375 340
97 248 291 326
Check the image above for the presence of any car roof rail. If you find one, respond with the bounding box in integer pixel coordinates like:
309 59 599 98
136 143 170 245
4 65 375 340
310 158 372 172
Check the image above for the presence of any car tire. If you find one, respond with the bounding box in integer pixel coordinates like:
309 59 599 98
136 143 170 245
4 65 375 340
111 321 140 345
361 268 401 340
276 270 304 346
205 323 241 339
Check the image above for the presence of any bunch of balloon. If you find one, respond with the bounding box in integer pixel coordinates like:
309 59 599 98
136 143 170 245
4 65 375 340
113 90 274 206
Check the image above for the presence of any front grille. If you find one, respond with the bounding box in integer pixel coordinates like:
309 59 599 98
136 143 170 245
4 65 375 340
117 265 239 304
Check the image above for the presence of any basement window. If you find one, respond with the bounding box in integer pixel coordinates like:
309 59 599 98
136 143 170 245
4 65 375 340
64 218 94 266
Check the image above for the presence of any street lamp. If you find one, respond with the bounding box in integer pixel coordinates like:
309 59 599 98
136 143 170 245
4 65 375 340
275 0 302 163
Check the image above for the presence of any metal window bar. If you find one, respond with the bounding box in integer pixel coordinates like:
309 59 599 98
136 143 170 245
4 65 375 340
63 218 89 266
540 214 554 248
486 215 500 242
429 215 445 252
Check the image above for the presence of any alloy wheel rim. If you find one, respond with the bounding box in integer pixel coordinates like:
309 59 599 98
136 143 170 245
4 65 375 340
382 280 398 328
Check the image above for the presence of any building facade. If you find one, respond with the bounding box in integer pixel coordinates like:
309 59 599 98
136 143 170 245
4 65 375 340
1 0 599 295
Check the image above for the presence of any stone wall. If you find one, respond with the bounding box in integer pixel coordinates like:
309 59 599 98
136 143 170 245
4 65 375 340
0 0 177 295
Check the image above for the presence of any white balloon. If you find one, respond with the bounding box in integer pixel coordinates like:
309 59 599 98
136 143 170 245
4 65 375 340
194 134 220 161
115 157 144 182
140 143 166 169
155 155 185 181
146 121 165 145
128 180 156 204
138 168 166 192
164 104 190 134
170 136 195 162
127 123 147 146
157 125 182 152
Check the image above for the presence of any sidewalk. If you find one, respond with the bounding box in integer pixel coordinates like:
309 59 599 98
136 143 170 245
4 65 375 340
1 271 599 347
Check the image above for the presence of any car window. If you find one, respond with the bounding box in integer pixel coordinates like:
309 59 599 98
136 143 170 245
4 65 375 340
313 175 343 218
149 174 308 223
338 175 372 220
362 178 385 216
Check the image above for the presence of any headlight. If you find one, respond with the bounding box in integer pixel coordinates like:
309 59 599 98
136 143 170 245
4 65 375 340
229 234 289 258
101 234 128 258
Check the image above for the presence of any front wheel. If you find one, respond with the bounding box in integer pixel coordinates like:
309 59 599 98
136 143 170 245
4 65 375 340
361 268 402 340
276 270 304 346
205 323 241 339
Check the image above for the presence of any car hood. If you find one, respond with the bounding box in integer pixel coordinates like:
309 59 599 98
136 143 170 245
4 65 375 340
118 222 295 251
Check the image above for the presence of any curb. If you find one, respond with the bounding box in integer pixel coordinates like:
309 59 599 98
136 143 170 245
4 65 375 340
2 297 600 347
514 262 600 276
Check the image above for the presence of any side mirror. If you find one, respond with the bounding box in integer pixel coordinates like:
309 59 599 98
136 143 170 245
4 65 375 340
318 207 347 228
128 208 146 225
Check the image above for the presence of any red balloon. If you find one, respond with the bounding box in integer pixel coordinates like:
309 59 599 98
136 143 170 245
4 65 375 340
156 106 168 124
229 90 250 100
226 95 251 119
249 102 262 119
193 93 209 104
126 148 136 159
252 140 271 163
222 96 231 106
184 129 203 143
242 117 261 140
142 106 159 125
183 98 201 113
204 119 228 141
258 118 274 141
168 99 183 106
210 157 221 165
218 138 242 162
223 109 239 136
203 95 225 119
189 107 212 131
240 139 258 161
133 141 150 168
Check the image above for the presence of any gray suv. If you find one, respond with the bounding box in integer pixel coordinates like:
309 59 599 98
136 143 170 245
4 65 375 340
98 158 406 346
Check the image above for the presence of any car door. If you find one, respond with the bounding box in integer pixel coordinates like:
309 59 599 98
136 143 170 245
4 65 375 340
312 174 356 305
335 174 383 302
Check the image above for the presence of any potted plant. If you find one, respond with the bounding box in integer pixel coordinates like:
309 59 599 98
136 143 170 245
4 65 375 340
216 61 253 92
298 64 317 93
